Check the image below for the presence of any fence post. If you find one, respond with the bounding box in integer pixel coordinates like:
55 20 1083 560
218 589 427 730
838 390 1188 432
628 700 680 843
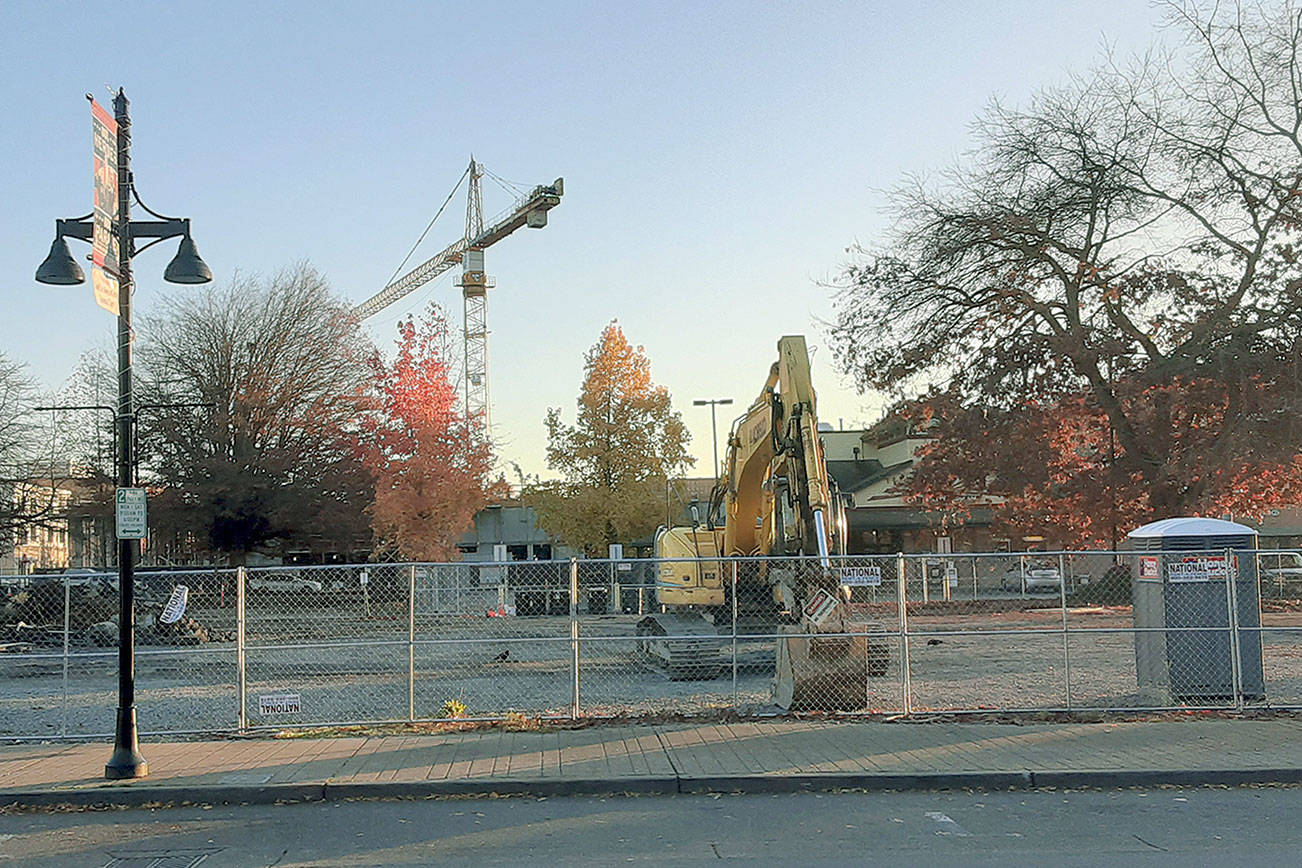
570 557 580 719
731 560 739 710
61 571 70 738
236 565 246 732
972 555 978 601
897 552 911 715
408 564 416 722
1058 552 1071 710
1224 547 1244 711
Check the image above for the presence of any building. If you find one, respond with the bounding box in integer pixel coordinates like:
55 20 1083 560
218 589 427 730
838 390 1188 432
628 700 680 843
456 503 574 562
0 478 73 573
1228 508 1302 550
823 418 1001 554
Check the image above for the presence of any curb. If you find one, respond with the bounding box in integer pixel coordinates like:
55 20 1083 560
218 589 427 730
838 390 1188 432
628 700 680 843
3 767 1301 808
1029 767 1302 789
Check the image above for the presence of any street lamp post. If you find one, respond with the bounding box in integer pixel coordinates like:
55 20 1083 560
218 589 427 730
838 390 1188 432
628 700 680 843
35 89 212 780
692 398 734 484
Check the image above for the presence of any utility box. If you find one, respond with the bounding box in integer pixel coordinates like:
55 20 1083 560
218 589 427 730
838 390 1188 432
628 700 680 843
1128 517 1264 702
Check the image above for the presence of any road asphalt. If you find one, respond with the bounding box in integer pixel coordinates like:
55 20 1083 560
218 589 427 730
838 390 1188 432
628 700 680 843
6 787 1302 866
2 715 1302 808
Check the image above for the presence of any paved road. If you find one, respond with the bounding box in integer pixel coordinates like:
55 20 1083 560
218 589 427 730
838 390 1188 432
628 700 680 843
2 787 1299 867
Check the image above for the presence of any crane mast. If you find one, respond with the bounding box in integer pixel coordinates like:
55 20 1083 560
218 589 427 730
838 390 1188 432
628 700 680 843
354 159 563 436
457 161 492 429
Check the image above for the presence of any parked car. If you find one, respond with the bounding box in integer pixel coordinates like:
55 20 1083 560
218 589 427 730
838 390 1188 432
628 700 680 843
1000 562 1063 593
1261 552 1302 593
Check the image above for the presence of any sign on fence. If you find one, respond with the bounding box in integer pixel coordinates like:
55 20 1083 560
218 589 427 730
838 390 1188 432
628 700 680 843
258 692 302 715
839 565 883 587
159 585 189 624
1168 555 1230 583
803 588 839 626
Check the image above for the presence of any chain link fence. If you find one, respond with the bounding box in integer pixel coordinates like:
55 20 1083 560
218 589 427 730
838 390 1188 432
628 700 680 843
5 549 1302 738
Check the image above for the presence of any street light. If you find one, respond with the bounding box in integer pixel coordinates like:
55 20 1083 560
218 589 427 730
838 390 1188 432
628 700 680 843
692 398 734 485
35 89 212 780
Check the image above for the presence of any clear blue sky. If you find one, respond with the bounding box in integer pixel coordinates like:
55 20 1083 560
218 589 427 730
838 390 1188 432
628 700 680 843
0 0 1167 478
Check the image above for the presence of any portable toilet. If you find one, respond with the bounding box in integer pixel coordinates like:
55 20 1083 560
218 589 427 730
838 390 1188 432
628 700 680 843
1127 517 1264 702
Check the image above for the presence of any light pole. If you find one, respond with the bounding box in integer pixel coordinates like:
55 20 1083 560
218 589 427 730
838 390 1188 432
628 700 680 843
35 89 212 780
692 398 733 484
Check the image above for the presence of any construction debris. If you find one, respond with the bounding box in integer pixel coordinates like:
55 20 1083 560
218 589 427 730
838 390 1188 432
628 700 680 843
1 575 234 648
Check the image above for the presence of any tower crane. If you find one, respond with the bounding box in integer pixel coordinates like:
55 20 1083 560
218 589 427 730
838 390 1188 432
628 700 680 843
354 159 563 434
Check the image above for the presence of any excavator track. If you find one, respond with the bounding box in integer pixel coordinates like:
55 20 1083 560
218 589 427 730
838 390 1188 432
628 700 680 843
635 613 725 680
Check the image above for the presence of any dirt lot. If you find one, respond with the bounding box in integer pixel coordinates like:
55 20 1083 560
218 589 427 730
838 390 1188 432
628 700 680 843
3 598 1302 739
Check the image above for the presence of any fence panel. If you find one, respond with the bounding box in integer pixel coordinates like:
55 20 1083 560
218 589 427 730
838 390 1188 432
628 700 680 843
0 569 240 739
135 567 239 735
579 558 740 717
413 559 573 719
1250 550 1302 707
242 564 411 728
900 553 1069 711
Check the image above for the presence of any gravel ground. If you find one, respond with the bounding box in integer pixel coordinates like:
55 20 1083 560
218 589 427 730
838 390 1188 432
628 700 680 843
4 602 1302 739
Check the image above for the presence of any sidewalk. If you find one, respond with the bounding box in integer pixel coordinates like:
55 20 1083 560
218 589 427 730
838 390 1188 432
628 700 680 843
3 717 1302 807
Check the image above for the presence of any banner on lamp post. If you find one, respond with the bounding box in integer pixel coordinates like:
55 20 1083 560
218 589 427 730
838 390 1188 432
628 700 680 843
91 99 120 314
92 267 118 314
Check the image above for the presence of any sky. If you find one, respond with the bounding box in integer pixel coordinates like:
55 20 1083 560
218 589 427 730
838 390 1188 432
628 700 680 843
0 0 1170 480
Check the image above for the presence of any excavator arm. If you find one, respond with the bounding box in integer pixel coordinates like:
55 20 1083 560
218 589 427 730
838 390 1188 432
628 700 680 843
714 335 837 568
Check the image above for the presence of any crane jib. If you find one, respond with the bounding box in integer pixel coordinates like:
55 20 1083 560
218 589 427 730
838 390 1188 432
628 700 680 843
353 175 563 321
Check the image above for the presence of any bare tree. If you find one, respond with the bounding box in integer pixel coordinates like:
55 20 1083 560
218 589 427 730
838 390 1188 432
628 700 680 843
0 353 75 560
138 264 377 564
831 2 1302 524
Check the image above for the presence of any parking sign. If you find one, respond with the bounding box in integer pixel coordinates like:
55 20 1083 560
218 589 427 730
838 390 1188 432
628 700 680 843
115 487 147 539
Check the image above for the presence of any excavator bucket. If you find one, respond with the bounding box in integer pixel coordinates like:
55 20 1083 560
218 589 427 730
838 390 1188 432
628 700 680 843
773 621 891 711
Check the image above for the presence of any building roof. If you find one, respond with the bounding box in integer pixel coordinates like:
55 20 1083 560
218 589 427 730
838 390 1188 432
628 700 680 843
826 458 912 495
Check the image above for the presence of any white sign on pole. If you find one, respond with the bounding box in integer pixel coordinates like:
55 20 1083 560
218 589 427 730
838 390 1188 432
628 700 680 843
115 487 147 540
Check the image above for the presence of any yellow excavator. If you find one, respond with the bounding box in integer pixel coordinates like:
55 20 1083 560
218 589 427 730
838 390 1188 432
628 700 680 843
638 335 889 709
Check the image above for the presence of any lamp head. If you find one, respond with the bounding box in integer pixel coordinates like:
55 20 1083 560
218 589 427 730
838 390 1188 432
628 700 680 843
163 235 213 284
35 236 86 285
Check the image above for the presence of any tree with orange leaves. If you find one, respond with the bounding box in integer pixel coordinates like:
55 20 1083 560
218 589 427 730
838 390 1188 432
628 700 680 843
369 304 503 561
527 321 692 552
